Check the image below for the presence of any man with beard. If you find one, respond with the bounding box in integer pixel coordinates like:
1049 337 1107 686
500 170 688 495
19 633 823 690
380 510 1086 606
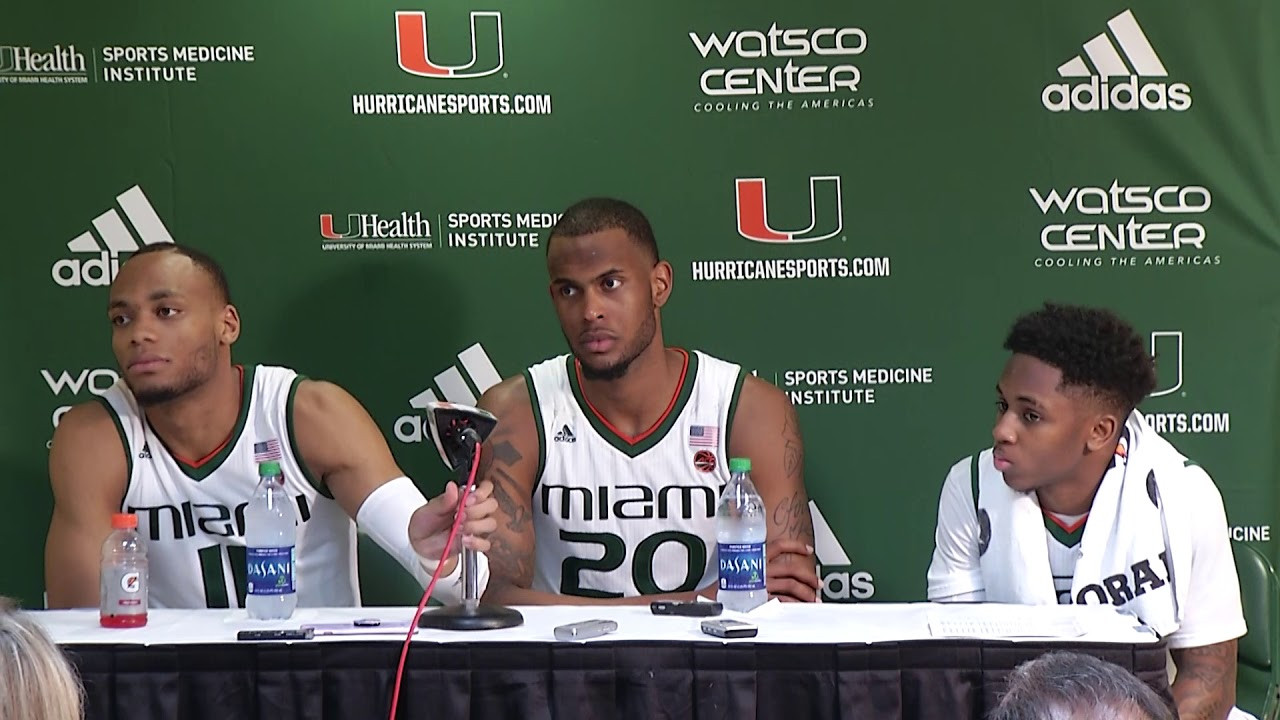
476 198 821 604
45 244 498 609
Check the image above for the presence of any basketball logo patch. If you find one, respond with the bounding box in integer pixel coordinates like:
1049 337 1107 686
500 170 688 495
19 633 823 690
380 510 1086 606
693 450 716 473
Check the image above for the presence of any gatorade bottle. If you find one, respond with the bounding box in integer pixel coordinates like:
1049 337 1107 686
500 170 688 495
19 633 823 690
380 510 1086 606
100 513 148 628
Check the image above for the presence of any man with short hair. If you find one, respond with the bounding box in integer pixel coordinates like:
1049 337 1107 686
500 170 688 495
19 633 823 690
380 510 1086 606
927 303 1246 720
477 197 821 604
46 243 498 608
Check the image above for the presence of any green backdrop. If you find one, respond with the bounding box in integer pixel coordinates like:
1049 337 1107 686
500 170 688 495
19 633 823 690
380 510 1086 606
2 0 1278 610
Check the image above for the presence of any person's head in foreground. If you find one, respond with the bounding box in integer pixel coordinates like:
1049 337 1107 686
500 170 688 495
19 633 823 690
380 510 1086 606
0 597 84 720
989 650 1173 720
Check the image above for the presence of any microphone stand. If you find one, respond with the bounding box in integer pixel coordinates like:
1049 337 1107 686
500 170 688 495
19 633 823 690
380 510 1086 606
417 432 523 630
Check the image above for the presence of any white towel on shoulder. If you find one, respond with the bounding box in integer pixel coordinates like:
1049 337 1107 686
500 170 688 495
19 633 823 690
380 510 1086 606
976 411 1191 638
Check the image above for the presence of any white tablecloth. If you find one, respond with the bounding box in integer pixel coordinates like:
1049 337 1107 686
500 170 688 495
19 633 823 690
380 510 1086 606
32 601 1162 647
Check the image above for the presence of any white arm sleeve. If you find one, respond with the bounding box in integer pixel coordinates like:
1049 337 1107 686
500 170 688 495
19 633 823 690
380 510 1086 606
1165 465 1246 650
926 457 987 602
355 476 490 605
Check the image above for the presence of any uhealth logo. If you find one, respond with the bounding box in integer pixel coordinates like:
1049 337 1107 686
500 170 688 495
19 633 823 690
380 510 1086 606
735 176 843 243
52 186 174 287
1043 9 1190 112
395 10 503 78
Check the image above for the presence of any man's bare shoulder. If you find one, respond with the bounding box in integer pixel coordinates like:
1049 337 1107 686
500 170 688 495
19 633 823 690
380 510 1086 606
291 377 361 414
53 400 122 449
479 375 533 417
739 373 790 409
49 400 128 498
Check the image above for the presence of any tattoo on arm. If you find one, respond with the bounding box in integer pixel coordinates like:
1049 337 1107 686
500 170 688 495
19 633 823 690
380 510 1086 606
772 493 814 543
480 439 532 585
782 404 803 481
484 440 528 533
1170 641 1236 720
772 404 814 543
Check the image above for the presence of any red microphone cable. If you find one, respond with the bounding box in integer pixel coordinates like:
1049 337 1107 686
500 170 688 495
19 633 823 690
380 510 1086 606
387 442 482 720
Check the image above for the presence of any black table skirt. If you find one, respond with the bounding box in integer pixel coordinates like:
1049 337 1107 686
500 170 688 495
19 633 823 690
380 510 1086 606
66 639 1172 720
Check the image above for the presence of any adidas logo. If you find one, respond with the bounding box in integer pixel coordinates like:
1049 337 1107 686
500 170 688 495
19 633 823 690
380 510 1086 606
393 342 502 443
138 443 152 460
52 185 175 287
553 425 576 443
1042 9 1190 113
808 500 875 601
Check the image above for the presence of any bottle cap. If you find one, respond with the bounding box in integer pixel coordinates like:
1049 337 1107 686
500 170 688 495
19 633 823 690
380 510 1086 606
258 460 282 477
729 457 751 473
111 513 137 530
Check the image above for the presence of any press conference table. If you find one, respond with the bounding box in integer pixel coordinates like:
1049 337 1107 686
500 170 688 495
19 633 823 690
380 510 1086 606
35 602 1170 720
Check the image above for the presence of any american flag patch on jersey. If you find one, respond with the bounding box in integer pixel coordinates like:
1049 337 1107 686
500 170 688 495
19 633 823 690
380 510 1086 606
254 439 282 462
688 425 719 447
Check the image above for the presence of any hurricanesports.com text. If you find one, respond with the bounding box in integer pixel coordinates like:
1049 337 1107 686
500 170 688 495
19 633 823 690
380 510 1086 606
353 93 553 116
691 256 890 281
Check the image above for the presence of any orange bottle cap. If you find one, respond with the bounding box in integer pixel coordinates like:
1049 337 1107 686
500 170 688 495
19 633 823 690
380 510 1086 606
111 513 137 530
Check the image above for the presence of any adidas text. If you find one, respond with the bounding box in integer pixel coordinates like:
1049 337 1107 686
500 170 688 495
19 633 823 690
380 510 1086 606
1042 76 1191 112
52 251 124 287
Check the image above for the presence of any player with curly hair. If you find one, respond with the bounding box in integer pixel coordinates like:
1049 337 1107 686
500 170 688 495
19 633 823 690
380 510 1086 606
926 303 1246 720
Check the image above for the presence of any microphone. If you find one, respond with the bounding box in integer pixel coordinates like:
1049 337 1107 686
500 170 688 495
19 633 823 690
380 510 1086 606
416 401 523 631
424 402 496 474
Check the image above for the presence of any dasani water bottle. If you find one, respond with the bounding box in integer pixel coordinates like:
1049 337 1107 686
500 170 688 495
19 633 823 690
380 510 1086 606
716 457 767 612
245 460 297 619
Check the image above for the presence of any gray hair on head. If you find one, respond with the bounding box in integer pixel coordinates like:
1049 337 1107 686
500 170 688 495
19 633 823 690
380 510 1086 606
989 650 1173 720
0 597 84 720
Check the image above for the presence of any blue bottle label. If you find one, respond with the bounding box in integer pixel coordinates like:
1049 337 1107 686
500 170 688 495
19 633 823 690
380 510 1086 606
246 546 295 595
718 542 766 591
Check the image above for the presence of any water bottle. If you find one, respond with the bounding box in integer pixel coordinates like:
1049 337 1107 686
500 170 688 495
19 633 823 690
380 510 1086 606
100 512 147 628
245 460 298 619
717 457 767 612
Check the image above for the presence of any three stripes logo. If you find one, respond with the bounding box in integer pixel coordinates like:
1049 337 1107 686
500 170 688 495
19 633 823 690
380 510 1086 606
394 342 503 443
809 500 875 601
52 185 174 287
553 425 576 443
1042 9 1190 113
735 176 843 243
395 10 504 78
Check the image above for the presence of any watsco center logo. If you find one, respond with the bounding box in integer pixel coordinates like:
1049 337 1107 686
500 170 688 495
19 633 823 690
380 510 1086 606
690 22 874 113
52 186 174 287
1 42 253 85
394 343 502 443
1043 9 1189 113
690 175 890 282
1142 331 1230 435
318 210 559 252
352 10 552 117
1029 180 1218 269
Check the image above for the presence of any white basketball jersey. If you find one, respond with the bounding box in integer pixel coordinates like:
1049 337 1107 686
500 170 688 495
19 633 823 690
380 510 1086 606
1045 512 1086 604
525 349 745 598
100 365 359 609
